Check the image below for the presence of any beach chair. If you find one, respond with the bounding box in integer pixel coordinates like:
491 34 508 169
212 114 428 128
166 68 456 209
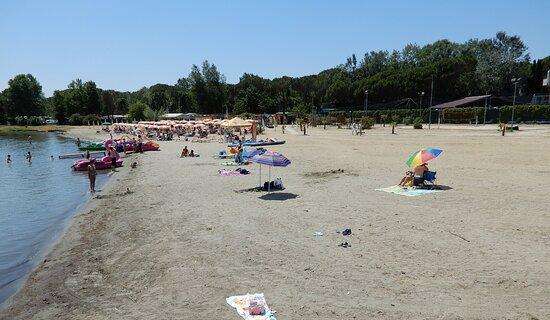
422 171 437 189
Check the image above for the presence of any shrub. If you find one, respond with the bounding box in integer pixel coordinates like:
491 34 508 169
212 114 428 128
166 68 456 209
335 113 347 126
83 114 101 125
413 117 423 129
403 116 413 125
69 113 84 125
361 116 375 130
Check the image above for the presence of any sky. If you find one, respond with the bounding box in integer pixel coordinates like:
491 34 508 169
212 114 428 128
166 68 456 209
1 0 549 96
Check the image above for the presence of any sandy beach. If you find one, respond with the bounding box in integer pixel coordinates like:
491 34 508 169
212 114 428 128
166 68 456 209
1 124 549 319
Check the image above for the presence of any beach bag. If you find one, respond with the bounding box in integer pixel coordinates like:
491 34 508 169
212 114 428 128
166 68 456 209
274 178 283 189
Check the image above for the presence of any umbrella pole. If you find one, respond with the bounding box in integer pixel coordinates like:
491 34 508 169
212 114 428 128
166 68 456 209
268 166 271 192
259 164 262 189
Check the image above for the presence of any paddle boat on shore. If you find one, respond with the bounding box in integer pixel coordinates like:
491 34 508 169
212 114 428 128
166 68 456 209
78 142 106 151
104 139 160 152
72 156 123 171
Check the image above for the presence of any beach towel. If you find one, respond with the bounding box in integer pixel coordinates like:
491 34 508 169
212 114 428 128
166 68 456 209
220 161 241 166
226 293 276 320
219 170 243 176
221 161 250 166
376 185 443 197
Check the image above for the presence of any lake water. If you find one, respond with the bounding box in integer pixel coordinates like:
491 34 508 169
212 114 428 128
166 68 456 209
0 132 109 306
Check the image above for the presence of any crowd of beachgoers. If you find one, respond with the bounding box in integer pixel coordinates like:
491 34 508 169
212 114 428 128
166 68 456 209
109 117 257 142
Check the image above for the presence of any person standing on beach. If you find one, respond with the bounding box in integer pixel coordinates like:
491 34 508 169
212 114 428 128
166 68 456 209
107 146 118 168
87 160 97 193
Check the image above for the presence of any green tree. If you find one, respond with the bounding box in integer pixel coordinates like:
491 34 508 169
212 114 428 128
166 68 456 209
468 31 530 94
4 74 44 118
127 101 147 121
116 97 129 115
83 81 101 115
101 90 116 116
51 90 68 124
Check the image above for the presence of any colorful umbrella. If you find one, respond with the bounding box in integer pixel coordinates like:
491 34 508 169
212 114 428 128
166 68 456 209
251 150 290 190
405 147 443 168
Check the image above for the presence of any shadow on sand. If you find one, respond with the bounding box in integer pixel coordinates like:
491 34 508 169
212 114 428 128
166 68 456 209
258 192 299 201
433 185 453 191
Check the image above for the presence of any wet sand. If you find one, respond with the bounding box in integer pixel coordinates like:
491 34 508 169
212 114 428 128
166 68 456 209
1 124 549 319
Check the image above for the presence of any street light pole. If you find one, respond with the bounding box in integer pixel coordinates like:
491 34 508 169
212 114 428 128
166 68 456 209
364 90 368 113
511 78 520 130
429 76 434 129
419 91 425 118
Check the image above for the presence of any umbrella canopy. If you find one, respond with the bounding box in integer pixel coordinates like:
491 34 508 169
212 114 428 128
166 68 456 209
242 147 266 160
406 147 443 168
251 150 290 167
222 117 252 128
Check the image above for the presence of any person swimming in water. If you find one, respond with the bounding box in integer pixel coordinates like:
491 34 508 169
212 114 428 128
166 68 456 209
6 154 12 164
25 151 32 163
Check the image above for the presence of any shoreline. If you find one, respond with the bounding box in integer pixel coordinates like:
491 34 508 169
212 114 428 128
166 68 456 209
1 125 549 319
0 127 126 314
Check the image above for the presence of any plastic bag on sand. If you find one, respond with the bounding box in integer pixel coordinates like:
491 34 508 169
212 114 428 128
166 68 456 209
226 293 276 320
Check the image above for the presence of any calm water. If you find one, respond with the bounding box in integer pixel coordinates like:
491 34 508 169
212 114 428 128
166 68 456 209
0 132 109 306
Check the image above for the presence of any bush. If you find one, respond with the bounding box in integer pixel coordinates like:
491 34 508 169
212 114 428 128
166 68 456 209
69 113 84 125
361 116 375 130
83 114 100 125
413 117 423 129
403 116 413 125
13 116 44 126
335 113 347 126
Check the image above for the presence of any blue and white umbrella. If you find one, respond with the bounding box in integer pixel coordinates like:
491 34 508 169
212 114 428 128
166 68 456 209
250 150 291 190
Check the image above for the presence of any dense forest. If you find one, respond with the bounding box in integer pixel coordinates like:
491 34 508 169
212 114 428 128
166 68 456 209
1 32 549 125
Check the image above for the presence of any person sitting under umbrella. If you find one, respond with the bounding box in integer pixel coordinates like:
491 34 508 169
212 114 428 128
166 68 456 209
398 163 429 187
413 163 429 186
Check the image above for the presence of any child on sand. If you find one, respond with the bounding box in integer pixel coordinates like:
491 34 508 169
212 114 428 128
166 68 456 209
180 146 189 157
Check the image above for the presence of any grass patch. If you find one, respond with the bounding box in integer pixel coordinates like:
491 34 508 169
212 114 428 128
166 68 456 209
0 125 67 134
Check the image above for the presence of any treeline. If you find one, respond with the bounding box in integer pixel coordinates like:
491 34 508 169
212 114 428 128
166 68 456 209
1 32 549 124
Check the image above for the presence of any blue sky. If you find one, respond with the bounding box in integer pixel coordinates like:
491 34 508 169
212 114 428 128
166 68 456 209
1 0 549 96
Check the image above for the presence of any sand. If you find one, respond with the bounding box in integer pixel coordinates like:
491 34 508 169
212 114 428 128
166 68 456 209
1 124 549 319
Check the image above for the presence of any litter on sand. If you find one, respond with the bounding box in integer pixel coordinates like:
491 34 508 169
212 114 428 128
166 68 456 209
375 185 443 197
339 242 351 248
219 168 250 176
226 293 276 320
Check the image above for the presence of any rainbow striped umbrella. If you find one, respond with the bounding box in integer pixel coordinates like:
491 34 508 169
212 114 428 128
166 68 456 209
405 148 443 168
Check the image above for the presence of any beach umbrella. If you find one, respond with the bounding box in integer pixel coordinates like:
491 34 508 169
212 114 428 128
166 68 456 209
405 147 443 168
242 147 266 161
222 117 252 128
251 150 291 191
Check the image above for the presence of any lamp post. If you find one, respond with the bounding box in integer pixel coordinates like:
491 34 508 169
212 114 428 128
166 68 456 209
364 90 369 113
511 78 521 131
419 91 425 117
429 76 434 129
